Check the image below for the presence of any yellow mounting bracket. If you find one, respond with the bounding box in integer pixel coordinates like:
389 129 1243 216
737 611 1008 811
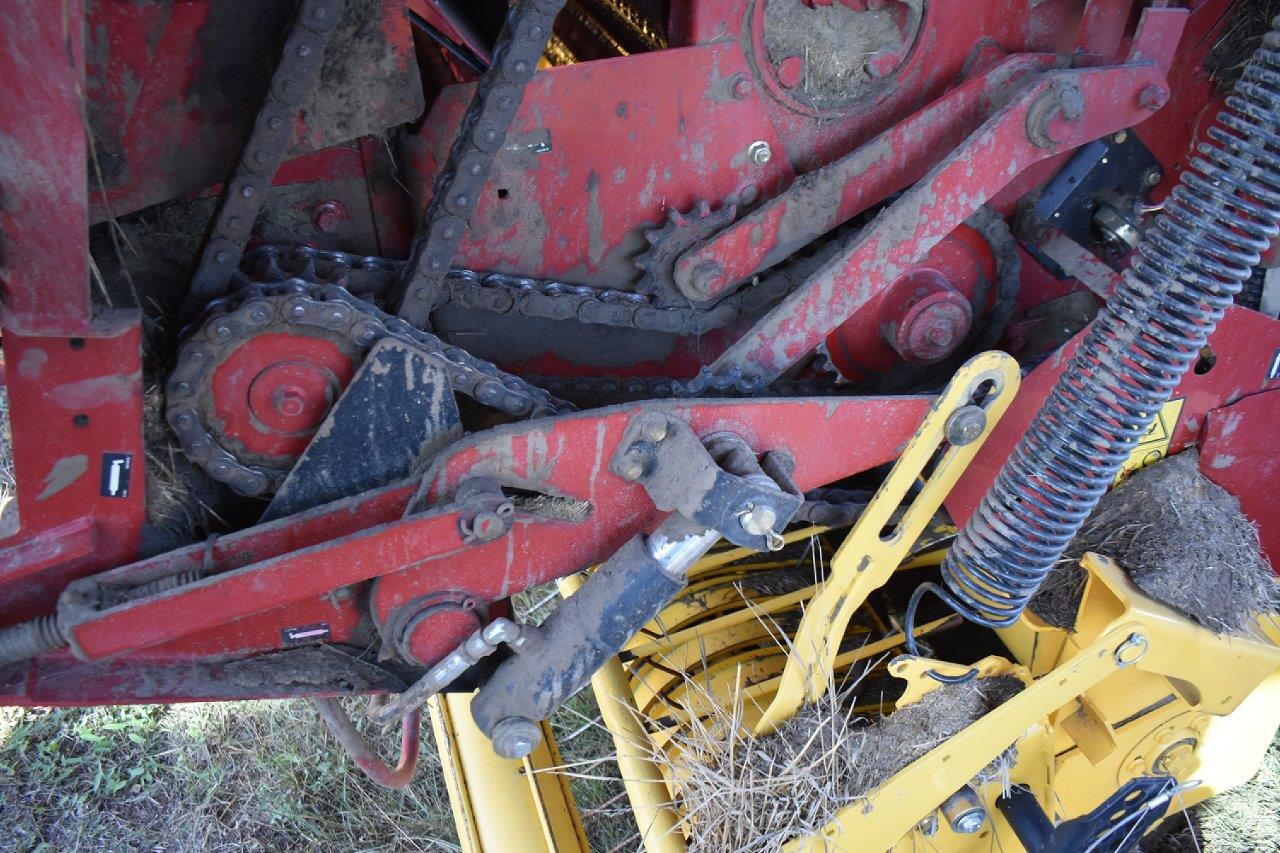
754 351 1020 735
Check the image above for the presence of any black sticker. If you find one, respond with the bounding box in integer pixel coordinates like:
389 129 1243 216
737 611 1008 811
282 622 331 645
1269 348 1280 382
100 453 132 498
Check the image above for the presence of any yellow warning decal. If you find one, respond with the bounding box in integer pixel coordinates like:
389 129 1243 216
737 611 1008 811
1114 397 1185 483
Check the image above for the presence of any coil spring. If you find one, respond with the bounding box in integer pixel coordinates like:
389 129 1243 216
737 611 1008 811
0 615 66 667
939 20 1280 628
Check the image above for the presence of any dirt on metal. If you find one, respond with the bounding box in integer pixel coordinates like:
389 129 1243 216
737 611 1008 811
1031 451 1278 635
661 672 1022 852
762 0 920 109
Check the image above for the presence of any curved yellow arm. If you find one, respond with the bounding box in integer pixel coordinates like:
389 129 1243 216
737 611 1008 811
753 351 1020 735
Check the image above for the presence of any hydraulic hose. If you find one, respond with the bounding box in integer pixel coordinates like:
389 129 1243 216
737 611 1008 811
939 19 1280 628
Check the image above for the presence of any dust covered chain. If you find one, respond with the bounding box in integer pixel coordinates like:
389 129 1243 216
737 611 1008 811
246 244 782 335
396 0 568 327
166 283 571 496
185 0 342 310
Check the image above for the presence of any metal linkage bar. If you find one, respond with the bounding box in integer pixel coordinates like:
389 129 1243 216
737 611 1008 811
670 53 1056 304
704 60 1173 387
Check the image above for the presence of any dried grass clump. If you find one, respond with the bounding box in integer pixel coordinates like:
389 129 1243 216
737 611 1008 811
142 384 218 547
1206 1 1280 90
1031 451 1278 635
661 673 1022 852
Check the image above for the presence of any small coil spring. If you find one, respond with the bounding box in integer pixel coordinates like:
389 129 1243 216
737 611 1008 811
0 615 66 667
940 20 1280 628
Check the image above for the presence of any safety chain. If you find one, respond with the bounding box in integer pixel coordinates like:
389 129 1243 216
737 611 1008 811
243 244 787 335
396 0 568 327
166 281 572 496
185 0 343 310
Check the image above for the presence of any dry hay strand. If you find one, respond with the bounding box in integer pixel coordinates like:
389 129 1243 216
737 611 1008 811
656 670 1022 853
1031 450 1278 635
142 384 221 546
1205 0 1280 90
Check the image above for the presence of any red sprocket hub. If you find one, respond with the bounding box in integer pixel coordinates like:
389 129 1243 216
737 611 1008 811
209 332 357 467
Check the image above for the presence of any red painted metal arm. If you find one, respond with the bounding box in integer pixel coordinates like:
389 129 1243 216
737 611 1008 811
671 53 1057 302
55 396 934 666
707 61 1170 385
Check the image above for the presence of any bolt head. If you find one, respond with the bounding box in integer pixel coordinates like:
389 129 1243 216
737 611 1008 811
621 460 645 481
739 503 778 537
945 406 987 446
776 56 804 89
643 421 668 443
1138 84 1169 111
747 140 772 166
690 261 727 296
491 716 541 759
731 75 752 99
952 809 986 835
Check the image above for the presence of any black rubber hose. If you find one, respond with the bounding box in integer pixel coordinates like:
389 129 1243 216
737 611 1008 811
938 19 1280 628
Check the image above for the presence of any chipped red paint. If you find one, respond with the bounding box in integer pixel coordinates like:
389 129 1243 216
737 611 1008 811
0 0 91 336
56 396 932 671
708 60 1175 383
0 0 1270 714
83 0 422 224
1200 390 1280 573
0 324 147 623
409 42 796 288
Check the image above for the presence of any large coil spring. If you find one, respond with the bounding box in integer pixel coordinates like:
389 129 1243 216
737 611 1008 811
0 615 65 667
940 20 1280 628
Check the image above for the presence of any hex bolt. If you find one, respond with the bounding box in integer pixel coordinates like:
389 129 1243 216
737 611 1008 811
945 406 988 446
491 716 541 759
738 502 778 538
1138 84 1170 111
620 460 645 481
312 200 347 233
690 261 727 296
776 55 804 89
643 421 668 443
1143 167 1163 188
273 385 308 419
940 786 987 835
747 140 772 166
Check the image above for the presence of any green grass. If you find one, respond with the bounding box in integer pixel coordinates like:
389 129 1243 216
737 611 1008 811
0 693 631 852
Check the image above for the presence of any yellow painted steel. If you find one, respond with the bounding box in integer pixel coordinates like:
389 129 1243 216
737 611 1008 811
754 351 1021 734
794 554 1280 850
558 573 686 853
429 691 589 853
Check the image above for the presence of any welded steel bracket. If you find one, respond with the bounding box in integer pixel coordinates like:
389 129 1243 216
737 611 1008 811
608 412 802 550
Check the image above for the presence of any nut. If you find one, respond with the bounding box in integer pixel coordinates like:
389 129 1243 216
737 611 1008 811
738 502 778 537
491 716 541 759
643 421 668 443
945 406 987 446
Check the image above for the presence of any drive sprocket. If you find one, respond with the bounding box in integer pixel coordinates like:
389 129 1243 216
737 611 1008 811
633 200 736 307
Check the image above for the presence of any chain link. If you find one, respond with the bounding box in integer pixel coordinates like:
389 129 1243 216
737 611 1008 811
185 0 343 309
396 0 569 327
242 244 784 335
166 280 572 496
